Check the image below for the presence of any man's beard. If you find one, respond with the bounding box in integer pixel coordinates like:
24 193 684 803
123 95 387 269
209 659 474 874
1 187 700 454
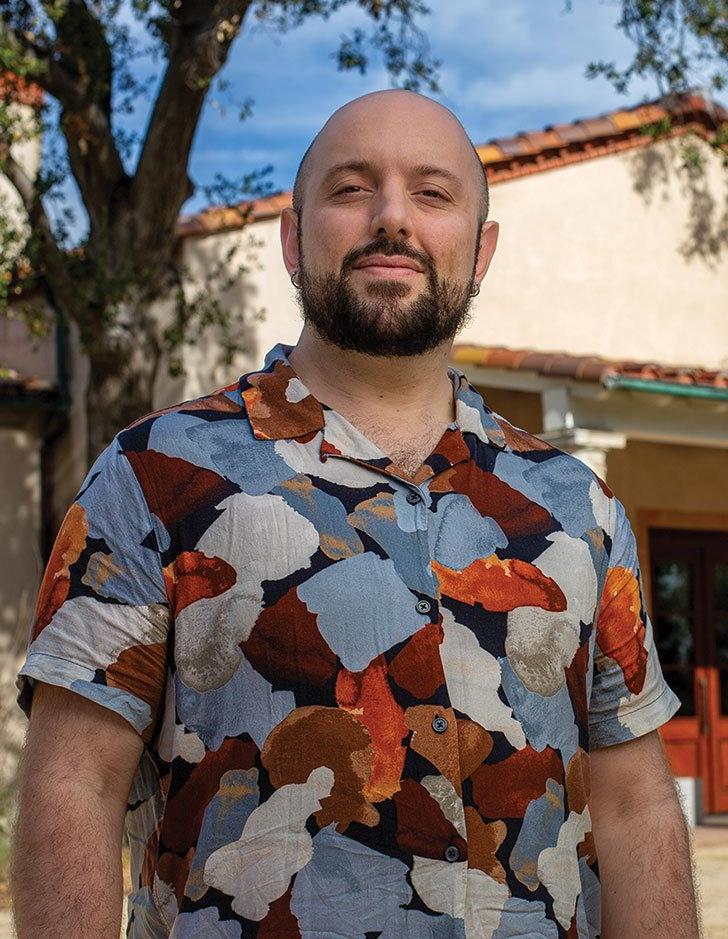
295 232 480 358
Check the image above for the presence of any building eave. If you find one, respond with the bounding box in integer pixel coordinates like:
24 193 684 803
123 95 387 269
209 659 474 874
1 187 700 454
176 89 728 240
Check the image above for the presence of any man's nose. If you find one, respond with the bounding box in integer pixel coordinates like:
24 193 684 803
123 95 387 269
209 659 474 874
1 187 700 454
369 186 413 241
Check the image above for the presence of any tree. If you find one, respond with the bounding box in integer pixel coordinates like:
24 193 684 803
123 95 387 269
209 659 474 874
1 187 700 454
0 0 439 460
580 0 726 96
568 1 728 262
575 0 728 165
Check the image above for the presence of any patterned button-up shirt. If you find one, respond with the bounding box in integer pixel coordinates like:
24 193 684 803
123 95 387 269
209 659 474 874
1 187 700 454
18 341 679 938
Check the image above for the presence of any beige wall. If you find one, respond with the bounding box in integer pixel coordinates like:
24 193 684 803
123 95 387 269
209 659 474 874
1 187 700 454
0 428 42 637
0 316 56 379
174 216 303 394
0 426 43 791
474 136 728 369
607 438 728 522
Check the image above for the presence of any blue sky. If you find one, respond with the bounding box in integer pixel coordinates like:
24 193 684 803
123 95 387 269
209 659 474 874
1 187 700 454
180 0 662 213
50 0 719 240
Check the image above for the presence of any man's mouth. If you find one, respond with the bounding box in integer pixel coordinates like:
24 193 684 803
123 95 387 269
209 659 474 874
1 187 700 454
351 255 424 278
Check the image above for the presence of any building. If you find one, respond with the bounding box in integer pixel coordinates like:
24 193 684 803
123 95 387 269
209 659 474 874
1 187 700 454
2 89 727 820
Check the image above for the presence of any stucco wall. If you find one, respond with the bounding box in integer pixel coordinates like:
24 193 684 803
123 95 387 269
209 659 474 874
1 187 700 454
0 426 42 792
0 428 42 637
475 135 728 369
0 316 55 379
175 216 303 393
607 438 728 520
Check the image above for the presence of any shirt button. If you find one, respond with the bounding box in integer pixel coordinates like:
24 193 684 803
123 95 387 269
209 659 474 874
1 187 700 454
416 599 431 615
444 845 460 863
406 490 422 504
432 715 449 734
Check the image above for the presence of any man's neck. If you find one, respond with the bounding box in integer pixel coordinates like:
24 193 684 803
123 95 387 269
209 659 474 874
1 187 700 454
287 327 457 426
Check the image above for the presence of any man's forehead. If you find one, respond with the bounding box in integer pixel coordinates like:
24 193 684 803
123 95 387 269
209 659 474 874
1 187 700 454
308 92 474 182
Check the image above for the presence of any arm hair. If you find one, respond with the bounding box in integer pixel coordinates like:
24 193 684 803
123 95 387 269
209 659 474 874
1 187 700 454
590 730 701 938
11 682 143 938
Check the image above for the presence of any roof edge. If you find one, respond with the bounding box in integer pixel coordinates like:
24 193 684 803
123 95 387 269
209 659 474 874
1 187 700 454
451 342 728 393
177 89 728 240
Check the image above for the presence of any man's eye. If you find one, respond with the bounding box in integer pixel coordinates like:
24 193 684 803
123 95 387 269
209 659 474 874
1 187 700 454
420 189 446 199
335 185 364 194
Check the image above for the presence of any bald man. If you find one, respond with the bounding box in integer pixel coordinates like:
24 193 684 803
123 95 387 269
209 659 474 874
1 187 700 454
13 91 698 938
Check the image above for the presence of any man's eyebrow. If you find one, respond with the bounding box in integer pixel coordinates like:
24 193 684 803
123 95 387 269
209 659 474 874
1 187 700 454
320 161 373 187
319 161 463 190
411 164 463 190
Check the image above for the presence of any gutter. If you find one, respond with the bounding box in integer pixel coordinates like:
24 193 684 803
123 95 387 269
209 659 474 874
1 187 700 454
604 375 728 401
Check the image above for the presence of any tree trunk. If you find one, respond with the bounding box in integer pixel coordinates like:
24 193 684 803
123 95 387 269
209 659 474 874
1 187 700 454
86 331 162 462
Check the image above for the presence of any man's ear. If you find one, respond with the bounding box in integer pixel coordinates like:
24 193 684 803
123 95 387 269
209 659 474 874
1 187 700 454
280 207 301 275
474 220 499 287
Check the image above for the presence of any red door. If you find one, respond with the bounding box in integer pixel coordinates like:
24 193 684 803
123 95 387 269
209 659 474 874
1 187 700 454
650 528 728 815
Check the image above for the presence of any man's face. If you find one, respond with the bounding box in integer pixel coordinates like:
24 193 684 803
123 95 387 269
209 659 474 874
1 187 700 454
284 92 496 357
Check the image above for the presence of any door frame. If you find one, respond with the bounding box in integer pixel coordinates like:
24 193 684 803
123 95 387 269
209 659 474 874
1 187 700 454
636 509 728 613
637 508 728 815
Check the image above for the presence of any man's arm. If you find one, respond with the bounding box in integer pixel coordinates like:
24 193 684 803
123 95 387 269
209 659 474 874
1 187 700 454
589 729 700 938
11 681 144 938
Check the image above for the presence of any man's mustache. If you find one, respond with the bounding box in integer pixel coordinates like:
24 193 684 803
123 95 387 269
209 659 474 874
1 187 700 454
341 238 435 275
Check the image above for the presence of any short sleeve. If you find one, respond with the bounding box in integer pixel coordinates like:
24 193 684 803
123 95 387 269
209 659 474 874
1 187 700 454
16 438 170 741
588 496 680 748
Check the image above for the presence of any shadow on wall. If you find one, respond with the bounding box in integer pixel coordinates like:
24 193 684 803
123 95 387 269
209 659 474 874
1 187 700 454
155 226 268 407
629 133 728 267
0 423 43 819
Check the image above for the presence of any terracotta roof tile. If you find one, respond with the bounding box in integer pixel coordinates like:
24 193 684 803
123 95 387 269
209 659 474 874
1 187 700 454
177 191 292 236
493 136 536 157
475 144 505 163
578 116 617 138
546 122 591 143
668 92 709 115
177 89 728 239
632 104 669 124
450 343 728 392
610 110 642 131
521 130 563 150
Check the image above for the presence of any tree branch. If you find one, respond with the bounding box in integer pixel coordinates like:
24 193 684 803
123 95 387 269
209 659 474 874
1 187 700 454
60 102 129 234
47 1 129 234
1 16 82 108
2 4 130 235
129 0 252 264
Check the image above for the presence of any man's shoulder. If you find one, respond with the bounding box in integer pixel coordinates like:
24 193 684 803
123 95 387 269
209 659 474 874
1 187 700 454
93 377 263 514
114 378 253 451
488 409 614 498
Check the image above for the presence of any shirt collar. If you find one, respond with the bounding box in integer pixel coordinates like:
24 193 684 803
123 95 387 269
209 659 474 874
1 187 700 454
240 342 508 464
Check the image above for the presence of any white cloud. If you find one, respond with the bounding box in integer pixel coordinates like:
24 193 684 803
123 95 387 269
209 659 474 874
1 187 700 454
191 146 294 167
449 62 635 116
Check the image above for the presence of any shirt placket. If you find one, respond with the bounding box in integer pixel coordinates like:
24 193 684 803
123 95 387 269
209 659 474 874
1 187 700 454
323 447 472 930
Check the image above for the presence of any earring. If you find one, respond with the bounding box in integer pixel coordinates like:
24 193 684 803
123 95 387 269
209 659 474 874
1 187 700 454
290 269 301 289
470 281 481 297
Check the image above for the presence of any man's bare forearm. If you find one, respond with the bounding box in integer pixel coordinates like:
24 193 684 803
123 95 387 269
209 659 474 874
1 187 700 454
12 776 125 938
592 789 700 938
